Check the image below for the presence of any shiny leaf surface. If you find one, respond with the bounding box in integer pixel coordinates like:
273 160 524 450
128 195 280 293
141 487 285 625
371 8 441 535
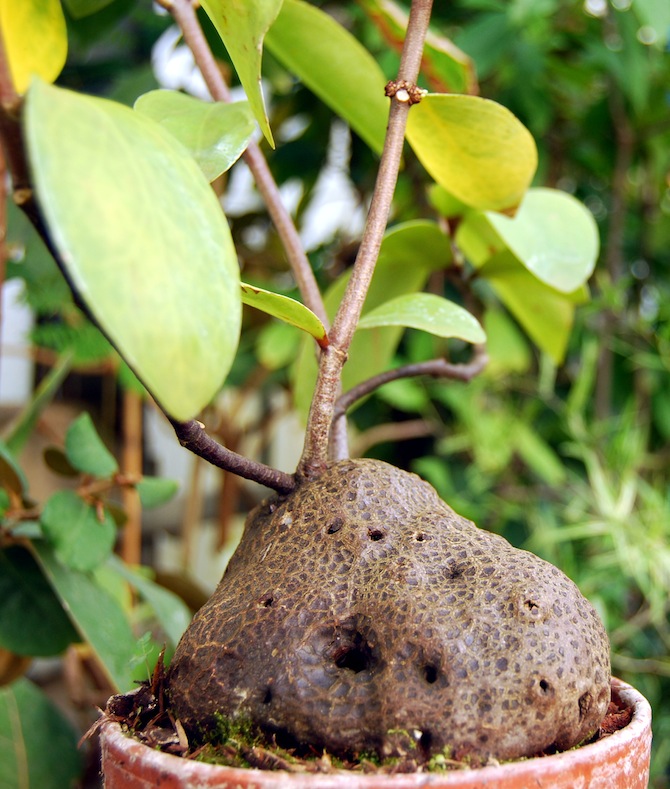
0 0 67 93
406 94 537 212
358 293 485 344
266 0 388 154
134 91 255 182
199 0 282 146
25 80 241 421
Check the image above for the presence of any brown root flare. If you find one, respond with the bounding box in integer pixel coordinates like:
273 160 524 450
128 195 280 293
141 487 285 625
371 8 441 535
167 459 611 762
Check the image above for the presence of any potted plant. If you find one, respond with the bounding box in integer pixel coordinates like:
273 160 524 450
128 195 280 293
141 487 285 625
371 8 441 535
0 0 654 786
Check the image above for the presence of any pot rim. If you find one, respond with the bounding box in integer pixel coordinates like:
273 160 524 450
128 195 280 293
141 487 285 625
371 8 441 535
100 677 652 787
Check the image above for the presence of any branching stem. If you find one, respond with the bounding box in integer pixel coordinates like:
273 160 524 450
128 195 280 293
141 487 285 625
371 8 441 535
332 346 489 427
171 419 296 494
298 0 434 478
166 0 328 328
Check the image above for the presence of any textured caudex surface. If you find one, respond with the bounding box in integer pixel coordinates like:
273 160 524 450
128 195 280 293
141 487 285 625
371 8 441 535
167 459 611 761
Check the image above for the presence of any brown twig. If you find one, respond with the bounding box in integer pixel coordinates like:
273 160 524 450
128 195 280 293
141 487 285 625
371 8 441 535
171 419 295 494
298 0 434 478
164 0 328 329
332 346 489 426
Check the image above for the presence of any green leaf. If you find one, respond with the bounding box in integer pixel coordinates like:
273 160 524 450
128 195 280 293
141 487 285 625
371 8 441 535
0 679 81 789
358 293 485 344
0 442 27 499
25 80 242 422
241 283 327 345
256 321 301 371
107 556 191 648
62 0 115 18
292 221 452 416
266 0 388 155
199 0 282 147
482 188 599 293
43 447 79 478
134 91 255 182
135 477 179 509
34 543 138 691
513 422 566 486
479 250 578 364
41 491 117 572
0 546 79 657
482 308 531 377
0 0 67 94
65 412 118 477
362 0 476 94
406 94 537 212
3 353 73 457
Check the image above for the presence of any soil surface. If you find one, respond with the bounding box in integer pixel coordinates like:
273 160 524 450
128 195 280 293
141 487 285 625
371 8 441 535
99 659 632 775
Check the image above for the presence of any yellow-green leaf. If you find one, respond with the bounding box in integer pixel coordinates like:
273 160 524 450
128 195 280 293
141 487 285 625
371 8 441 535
0 0 67 94
134 91 255 183
266 0 388 155
406 94 537 212
241 283 328 346
25 80 241 422
199 0 282 148
358 293 485 344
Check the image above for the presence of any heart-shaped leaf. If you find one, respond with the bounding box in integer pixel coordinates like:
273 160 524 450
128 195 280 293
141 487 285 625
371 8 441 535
358 293 485 343
482 188 599 293
266 0 389 154
65 412 118 478
41 491 117 572
0 0 67 93
0 546 79 657
134 91 255 182
199 0 282 147
135 477 179 509
406 94 537 212
25 80 241 422
241 283 328 346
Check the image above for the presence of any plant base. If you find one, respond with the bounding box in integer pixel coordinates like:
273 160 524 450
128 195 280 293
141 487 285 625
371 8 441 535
100 677 651 788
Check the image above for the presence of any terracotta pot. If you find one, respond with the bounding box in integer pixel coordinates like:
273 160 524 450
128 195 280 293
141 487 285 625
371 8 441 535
100 677 652 789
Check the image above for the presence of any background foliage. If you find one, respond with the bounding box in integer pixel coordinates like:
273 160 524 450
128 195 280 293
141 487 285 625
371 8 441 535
1 0 669 786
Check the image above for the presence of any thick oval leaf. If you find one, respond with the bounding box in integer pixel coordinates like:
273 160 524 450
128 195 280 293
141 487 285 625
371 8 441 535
266 0 389 155
0 546 79 657
0 0 67 94
406 94 537 212
135 476 179 509
25 80 241 422
484 188 599 293
0 679 81 789
65 412 118 477
34 543 138 691
41 491 117 572
134 91 255 182
199 0 281 147
357 293 485 344
241 283 327 346
479 250 578 364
